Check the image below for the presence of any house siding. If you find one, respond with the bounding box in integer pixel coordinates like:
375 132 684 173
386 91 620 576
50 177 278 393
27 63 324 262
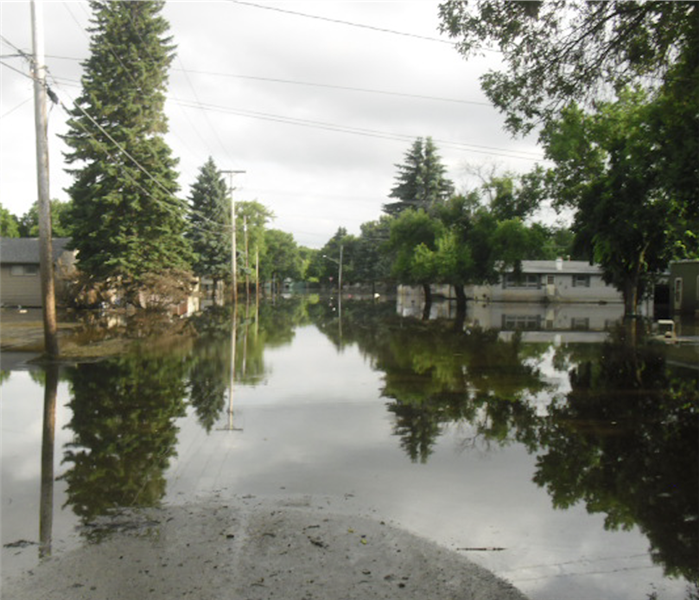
469 270 621 304
670 260 699 315
0 238 76 307
1 266 44 306
397 261 623 306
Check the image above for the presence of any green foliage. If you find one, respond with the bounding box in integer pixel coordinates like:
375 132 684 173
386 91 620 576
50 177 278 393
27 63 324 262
62 0 191 283
236 200 274 273
315 227 360 285
353 218 393 285
439 1 699 135
187 157 230 281
388 209 444 285
0 203 20 238
541 89 697 314
16 199 73 238
440 2 698 246
260 229 303 282
491 218 539 273
384 137 454 216
484 167 546 221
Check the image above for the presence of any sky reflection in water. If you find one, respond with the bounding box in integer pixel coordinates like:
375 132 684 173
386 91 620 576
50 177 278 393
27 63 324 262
1 297 697 600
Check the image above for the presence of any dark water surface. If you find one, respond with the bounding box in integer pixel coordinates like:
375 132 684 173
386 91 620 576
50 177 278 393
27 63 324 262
2 297 697 600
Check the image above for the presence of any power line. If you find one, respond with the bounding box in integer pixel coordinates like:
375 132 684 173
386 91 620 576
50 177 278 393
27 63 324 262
172 97 543 161
225 0 456 45
28 66 541 161
44 53 491 108
61 2 224 191
0 96 32 119
170 68 491 107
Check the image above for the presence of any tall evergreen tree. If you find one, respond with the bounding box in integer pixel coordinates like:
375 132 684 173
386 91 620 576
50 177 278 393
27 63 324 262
187 157 231 288
63 0 191 287
383 137 454 216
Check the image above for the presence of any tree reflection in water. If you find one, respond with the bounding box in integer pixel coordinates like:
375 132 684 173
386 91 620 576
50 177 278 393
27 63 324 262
61 353 188 536
53 297 697 588
310 301 698 587
537 335 699 584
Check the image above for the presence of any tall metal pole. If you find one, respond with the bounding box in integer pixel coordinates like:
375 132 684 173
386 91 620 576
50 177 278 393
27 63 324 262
221 170 245 304
31 0 59 358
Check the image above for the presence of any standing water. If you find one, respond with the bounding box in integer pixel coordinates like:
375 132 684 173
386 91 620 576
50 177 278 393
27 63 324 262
2 297 697 599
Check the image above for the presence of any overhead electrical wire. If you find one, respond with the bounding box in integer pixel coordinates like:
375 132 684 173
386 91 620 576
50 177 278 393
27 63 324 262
225 0 456 46
3 0 546 241
22 64 543 163
44 53 492 108
67 1 212 170
172 97 543 161
116 2 237 168
12 44 232 238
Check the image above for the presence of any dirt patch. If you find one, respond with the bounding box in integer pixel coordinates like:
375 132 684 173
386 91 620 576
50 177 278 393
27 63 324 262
0 308 192 360
2 496 529 600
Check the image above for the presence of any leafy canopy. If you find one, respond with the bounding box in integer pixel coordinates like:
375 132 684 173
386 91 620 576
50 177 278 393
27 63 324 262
439 1 699 135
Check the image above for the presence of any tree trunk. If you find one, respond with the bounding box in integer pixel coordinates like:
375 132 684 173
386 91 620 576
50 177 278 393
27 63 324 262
422 283 432 321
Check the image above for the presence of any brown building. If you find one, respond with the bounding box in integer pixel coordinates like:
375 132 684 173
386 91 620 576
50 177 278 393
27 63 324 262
0 238 75 307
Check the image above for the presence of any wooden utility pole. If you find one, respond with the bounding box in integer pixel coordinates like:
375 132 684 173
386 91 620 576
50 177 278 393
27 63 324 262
221 170 246 304
243 215 250 298
31 0 59 358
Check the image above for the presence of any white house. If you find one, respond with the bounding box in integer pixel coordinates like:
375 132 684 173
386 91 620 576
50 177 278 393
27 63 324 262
468 259 622 304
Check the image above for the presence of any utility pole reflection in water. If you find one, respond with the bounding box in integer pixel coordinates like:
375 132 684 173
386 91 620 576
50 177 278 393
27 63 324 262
39 364 59 558
218 313 243 433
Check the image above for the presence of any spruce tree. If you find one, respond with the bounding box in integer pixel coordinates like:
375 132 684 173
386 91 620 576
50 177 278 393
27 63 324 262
63 0 191 288
383 137 454 216
187 158 231 289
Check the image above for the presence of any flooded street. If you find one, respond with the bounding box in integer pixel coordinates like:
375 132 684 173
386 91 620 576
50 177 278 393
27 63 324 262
2 297 697 600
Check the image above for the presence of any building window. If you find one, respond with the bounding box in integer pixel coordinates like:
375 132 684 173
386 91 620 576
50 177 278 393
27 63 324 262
572 274 590 288
10 265 39 277
571 317 590 331
502 315 541 330
674 277 683 310
547 275 555 285
503 273 540 289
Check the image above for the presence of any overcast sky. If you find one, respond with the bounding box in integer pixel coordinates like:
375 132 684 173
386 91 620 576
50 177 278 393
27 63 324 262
1 0 545 248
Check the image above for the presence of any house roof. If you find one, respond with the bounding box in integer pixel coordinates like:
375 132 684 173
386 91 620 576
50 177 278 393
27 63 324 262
0 237 72 265
517 260 602 275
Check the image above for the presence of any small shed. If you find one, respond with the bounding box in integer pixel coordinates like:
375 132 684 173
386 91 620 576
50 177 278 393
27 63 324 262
0 237 75 307
670 259 699 316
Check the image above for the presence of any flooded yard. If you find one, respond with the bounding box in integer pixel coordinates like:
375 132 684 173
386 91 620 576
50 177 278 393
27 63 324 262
1 297 697 600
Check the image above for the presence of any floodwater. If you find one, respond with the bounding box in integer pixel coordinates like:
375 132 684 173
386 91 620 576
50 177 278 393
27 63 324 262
1 296 697 600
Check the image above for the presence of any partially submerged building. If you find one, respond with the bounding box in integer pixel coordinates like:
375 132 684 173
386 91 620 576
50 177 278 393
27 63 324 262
670 259 699 317
469 259 622 304
0 237 75 307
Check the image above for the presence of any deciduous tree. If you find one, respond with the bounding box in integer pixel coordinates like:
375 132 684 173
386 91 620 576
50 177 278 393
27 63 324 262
439 1 699 136
0 203 20 238
19 199 73 238
541 89 695 316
